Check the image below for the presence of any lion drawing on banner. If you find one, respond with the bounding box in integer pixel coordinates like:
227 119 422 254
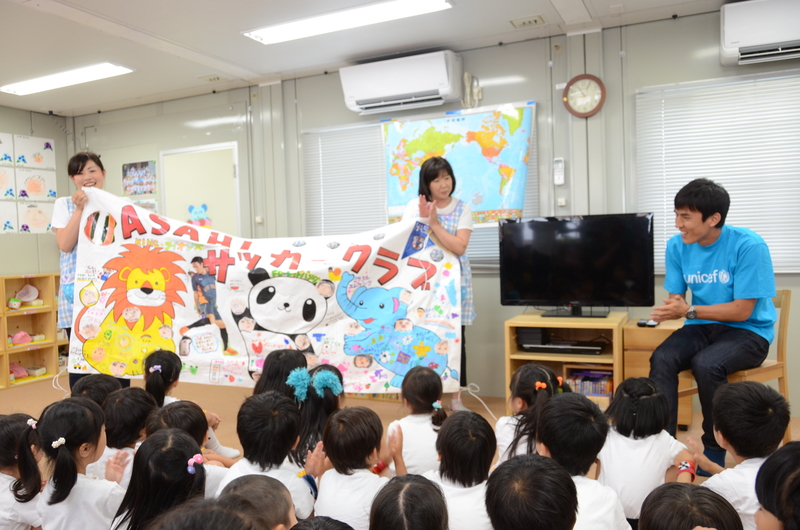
75 244 187 376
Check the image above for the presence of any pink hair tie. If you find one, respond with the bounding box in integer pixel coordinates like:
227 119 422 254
26 419 37 429
149 365 162 373
187 453 203 474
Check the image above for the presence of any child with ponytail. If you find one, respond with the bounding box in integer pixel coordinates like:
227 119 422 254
15 398 127 530
112 429 206 530
1 413 41 530
598 377 695 528
387 366 447 475
495 363 568 466
143 349 240 460
285 364 345 470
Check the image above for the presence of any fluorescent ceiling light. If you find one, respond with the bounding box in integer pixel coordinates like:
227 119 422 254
0 63 133 96
244 0 451 45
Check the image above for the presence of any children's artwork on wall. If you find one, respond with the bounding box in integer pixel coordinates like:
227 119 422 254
0 133 13 166
17 201 53 233
70 188 462 392
122 160 156 197
0 167 15 199
0 201 16 233
13 135 56 170
15 168 57 201
133 198 158 214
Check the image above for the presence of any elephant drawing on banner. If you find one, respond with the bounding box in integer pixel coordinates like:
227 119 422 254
336 272 457 388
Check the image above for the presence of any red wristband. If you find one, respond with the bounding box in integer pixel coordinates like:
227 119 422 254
371 460 387 475
677 460 696 482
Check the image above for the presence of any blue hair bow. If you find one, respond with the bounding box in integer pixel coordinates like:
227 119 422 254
286 367 311 402
313 369 344 398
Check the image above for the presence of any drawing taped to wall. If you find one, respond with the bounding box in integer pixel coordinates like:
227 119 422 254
13 135 56 170
0 201 16 233
0 133 12 166
16 201 53 233
15 168 57 201
0 167 15 199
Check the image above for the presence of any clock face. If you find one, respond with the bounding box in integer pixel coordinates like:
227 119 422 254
563 75 606 118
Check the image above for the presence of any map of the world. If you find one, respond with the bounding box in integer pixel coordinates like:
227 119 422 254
384 104 533 224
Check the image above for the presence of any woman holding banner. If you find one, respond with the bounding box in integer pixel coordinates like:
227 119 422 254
402 156 474 411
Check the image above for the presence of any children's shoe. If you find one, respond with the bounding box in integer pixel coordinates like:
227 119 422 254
697 447 726 477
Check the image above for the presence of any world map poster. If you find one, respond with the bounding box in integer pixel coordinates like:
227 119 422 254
384 104 534 224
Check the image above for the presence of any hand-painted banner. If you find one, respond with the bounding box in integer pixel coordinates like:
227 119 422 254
69 189 462 393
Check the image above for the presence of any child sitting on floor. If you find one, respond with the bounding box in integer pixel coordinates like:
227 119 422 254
639 483 742 530
0 413 42 530
218 475 297 530
70 374 122 407
689 382 790 530
537 393 630 530
755 441 800 530
368 474 448 530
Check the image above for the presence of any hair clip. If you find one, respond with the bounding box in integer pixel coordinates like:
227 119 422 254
557 376 563 386
535 382 547 391
187 453 203 474
149 365 162 373
432 400 443 411
51 437 66 449
286 367 311 402
26 418 37 429
312 369 344 398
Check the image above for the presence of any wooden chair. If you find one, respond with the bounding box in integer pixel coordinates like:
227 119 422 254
677 289 791 445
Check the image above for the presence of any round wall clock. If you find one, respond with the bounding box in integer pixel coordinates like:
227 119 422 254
562 74 606 118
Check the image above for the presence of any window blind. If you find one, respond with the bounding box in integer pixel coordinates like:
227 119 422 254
635 74 800 274
302 107 538 270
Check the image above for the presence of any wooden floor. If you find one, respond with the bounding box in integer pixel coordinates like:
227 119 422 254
2 373 798 472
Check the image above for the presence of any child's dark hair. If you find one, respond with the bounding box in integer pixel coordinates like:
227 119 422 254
712 381 790 458
237 391 301 470
323 407 382 475
113 429 205 530
401 366 447 428
537 392 608 476
486 454 577 530
674 178 730 228
605 377 669 439
103 387 157 449
147 497 265 530
70 374 122 406
144 349 183 407
756 441 800 530
2 413 36 498
294 516 355 530
15 398 104 504
417 156 456 202
253 349 307 399
219 475 293 529
68 151 105 176
369 474 448 530
507 363 569 457
437 411 496 487
289 364 345 467
146 401 208 447
639 483 743 530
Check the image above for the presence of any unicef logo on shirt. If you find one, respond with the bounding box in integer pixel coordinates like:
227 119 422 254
683 269 731 284
718 270 731 283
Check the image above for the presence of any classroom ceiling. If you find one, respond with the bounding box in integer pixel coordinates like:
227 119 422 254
0 0 727 117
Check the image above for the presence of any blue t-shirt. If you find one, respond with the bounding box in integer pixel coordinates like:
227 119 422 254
664 225 776 343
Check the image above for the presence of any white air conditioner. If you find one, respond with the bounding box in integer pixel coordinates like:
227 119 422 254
720 0 800 66
340 50 462 115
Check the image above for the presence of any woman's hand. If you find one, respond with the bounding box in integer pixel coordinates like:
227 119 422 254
71 189 88 211
418 195 440 228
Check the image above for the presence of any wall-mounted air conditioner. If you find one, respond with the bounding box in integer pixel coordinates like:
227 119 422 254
340 50 462 115
721 0 800 66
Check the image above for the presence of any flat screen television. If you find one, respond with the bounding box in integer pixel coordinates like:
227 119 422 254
499 213 655 317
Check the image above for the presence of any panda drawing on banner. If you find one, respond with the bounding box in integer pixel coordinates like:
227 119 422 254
231 268 335 378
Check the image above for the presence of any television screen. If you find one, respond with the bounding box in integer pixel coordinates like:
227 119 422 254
499 213 655 316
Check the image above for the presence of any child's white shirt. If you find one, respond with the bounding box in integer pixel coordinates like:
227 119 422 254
572 475 631 530
702 457 766 530
204 464 229 499
162 395 179 406
315 469 389 530
388 413 439 475
85 446 135 489
36 474 126 530
423 470 492 530
495 415 528 466
214 458 314 519
597 428 687 519
0 472 42 530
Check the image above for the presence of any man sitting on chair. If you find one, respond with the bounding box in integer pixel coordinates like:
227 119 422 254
649 178 776 474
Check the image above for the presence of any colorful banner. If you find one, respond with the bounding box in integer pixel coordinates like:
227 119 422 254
69 189 462 393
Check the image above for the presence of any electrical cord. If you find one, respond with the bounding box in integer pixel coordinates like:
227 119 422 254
459 382 497 421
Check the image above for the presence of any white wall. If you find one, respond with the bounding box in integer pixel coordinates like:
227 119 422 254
3 11 798 406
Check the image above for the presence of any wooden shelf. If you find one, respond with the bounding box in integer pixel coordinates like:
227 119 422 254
510 351 614 364
1 274 58 391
